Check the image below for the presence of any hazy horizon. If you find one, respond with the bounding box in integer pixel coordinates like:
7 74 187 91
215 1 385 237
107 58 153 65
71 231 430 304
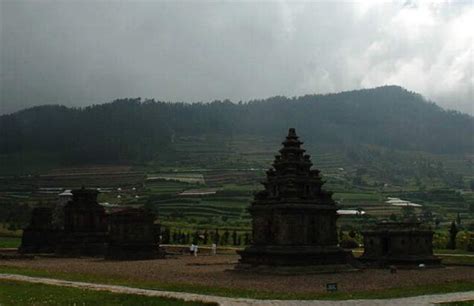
4 85 474 118
1 1 473 115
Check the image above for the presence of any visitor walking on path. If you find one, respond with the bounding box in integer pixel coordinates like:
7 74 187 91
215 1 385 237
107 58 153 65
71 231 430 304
189 244 195 256
211 243 217 255
193 244 198 257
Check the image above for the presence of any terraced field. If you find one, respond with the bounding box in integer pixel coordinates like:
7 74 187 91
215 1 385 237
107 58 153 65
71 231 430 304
1 135 472 242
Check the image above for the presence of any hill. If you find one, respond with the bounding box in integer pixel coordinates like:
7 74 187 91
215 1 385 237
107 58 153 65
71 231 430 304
0 86 472 173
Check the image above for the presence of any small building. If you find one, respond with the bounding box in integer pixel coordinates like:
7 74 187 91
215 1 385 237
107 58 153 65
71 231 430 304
19 207 57 254
360 221 441 266
106 208 162 260
55 188 108 257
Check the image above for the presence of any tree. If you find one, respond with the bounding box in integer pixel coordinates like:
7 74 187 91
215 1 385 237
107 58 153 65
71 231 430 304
213 229 220 245
161 227 170 244
447 221 459 250
402 205 416 220
244 232 251 245
192 230 199 244
222 231 230 245
421 207 433 222
232 230 238 246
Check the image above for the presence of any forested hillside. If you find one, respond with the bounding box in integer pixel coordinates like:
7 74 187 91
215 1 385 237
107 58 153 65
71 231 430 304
1 86 472 166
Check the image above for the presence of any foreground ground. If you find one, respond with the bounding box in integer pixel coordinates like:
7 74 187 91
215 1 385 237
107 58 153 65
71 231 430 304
0 279 212 306
0 274 473 306
1 254 473 300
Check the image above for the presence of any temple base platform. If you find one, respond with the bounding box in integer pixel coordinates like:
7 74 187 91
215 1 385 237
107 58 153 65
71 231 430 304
235 245 358 274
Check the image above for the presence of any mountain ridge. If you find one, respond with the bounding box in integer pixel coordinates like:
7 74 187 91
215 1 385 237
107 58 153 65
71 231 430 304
1 86 472 166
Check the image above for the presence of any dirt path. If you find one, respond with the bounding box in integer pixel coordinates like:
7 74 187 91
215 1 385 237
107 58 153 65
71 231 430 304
1 273 473 306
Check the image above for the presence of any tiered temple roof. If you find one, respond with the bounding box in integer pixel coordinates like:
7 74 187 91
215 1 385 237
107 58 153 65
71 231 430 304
256 128 334 203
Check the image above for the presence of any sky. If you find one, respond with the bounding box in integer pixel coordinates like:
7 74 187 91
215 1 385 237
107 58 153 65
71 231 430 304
1 0 473 115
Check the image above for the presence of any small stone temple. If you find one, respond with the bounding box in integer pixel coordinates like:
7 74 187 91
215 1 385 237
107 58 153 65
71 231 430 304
360 221 441 266
19 207 57 254
237 128 352 271
55 188 108 257
106 208 162 260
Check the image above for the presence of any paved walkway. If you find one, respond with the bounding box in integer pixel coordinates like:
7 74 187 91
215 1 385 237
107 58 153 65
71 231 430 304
0 273 473 305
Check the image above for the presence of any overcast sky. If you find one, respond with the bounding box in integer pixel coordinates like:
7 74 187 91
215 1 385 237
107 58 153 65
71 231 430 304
1 0 473 115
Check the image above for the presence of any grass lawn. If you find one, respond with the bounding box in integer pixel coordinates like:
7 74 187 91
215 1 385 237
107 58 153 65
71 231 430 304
0 237 21 248
0 280 213 306
436 249 474 255
440 301 474 306
439 255 474 266
0 265 473 301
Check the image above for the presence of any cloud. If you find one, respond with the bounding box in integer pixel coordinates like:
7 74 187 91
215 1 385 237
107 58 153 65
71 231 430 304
0 0 472 114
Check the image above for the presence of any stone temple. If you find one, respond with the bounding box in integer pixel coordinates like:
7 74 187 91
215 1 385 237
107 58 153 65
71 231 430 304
237 128 352 271
106 208 162 260
19 207 57 254
20 188 164 261
55 188 108 257
360 221 441 266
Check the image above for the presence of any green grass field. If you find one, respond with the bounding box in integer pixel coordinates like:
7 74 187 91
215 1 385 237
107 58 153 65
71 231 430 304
440 301 474 306
0 237 20 248
1 265 473 300
0 280 212 306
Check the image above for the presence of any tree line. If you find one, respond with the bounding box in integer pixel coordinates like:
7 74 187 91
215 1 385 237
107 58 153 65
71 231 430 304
1 86 472 165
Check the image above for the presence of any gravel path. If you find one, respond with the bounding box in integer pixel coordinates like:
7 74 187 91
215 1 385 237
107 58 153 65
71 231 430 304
1 273 473 306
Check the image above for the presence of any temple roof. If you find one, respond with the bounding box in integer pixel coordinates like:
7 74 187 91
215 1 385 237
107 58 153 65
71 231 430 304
254 128 334 204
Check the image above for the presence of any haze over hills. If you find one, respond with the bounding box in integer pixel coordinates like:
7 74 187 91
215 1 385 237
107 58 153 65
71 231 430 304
0 86 472 170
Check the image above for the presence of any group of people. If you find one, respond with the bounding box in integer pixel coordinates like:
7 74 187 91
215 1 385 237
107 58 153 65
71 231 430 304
189 243 198 256
189 243 217 256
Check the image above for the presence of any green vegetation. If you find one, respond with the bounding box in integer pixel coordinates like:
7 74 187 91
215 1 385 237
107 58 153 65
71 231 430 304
0 237 20 248
1 266 473 300
1 169 473 247
0 86 472 249
0 280 211 306
438 255 474 266
1 86 472 173
440 301 474 306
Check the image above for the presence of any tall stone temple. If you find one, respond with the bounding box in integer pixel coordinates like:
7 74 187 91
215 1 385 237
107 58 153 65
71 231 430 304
237 128 352 271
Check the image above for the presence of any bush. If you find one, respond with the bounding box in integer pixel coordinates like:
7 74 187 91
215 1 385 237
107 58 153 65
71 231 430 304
467 236 474 252
456 231 472 251
433 232 449 249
